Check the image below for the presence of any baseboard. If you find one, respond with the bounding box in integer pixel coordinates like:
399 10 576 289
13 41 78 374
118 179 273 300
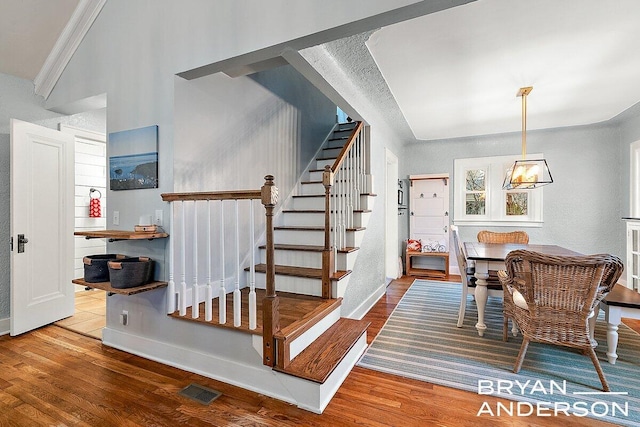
345 282 386 320
0 317 10 336
102 327 298 406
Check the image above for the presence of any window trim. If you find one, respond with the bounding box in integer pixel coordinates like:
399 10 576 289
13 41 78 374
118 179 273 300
453 154 544 228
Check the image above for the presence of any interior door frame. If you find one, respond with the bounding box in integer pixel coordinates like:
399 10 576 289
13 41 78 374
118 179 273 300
385 148 399 282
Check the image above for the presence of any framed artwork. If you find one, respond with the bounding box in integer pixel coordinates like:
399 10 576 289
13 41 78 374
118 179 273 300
109 125 158 190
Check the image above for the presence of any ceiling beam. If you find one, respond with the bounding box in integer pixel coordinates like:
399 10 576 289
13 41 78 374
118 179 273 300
34 0 107 99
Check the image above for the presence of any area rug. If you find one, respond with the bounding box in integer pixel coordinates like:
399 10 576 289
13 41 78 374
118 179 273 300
358 280 640 426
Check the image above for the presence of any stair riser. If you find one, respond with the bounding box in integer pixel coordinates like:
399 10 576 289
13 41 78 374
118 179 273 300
300 182 324 196
308 170 324 181
253 271 350 299
292 197 324 210
254 273 322 297
283 211 366 228
292 194 374 211
288 306 342 361
326 139 347 149
316 158 335 169
259 249 356 270
274 229 364 248
322 147 343 158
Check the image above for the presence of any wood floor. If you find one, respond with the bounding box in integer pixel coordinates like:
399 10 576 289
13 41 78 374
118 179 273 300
54 289 106 339
0 276 630 426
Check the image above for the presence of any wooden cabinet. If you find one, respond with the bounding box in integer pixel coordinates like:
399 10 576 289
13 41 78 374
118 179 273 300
74 230 168 295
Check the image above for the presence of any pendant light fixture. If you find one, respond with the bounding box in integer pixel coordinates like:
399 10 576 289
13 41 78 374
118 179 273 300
502 86 553 190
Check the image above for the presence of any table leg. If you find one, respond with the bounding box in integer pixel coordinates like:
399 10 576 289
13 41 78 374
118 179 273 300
603 304 622 365
474 271 489 337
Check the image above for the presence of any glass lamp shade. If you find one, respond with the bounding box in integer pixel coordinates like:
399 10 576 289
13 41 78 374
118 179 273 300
502 159 553 190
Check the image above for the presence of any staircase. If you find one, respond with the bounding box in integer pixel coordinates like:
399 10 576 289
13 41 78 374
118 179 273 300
160 121 374 413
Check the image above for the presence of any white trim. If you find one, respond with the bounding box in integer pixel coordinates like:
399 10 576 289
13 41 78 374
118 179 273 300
59 124 106 142
34 0 107 99
0 318 9 336
409 173 450 180
453 153 544 226
346 282 386 320
631 140 640 217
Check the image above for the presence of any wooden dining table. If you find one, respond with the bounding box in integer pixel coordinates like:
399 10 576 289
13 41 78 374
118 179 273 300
463 242 581 337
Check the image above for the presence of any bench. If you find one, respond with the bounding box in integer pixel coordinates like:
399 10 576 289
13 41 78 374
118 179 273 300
405 250 449 279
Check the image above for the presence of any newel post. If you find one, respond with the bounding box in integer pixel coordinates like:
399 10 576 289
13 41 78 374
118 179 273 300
261 175 279 367
322 165 335 299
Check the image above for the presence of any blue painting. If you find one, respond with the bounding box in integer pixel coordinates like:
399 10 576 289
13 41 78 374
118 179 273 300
109 125 158 190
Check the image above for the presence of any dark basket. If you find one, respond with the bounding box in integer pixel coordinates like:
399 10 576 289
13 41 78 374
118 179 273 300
83 254 128 283
108 257 154 289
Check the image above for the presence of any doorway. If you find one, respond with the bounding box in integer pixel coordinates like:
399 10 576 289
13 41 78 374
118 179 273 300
55 122 107 339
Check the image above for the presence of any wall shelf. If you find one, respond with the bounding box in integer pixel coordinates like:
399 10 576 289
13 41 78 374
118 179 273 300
74 230 168 242
72 278 168 296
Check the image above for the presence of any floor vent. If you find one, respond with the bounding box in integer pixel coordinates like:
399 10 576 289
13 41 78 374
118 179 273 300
178 383 222 405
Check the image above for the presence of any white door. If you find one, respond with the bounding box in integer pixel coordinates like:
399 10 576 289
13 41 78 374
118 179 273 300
409 177 449 250
10 119 75 335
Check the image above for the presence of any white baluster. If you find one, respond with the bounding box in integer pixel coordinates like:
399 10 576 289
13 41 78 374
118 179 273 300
179 201 187 316
205 200 213 322
191 201 199 319
219 200 226 324
249 199 257 330
166 203 175 314
233 199 241 327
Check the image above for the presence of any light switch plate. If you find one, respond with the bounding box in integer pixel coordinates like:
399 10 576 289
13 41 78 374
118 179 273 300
113 210 120 225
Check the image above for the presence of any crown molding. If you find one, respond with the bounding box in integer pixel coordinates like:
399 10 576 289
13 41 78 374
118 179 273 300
34 0 107 99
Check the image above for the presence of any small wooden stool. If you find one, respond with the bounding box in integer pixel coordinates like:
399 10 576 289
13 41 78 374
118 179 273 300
405 250 449 279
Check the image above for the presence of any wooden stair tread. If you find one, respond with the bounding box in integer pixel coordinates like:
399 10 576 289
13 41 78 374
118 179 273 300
258 244 359 253
283 209 371 214
274 318 370 383
275 225 366 232
247 264 351 280
169 288 333 336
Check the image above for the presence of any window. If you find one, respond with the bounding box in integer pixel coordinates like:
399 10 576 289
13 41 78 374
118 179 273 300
454 154 544 227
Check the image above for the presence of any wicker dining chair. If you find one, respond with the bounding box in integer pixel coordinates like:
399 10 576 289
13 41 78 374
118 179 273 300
451 226 511 332
498 250 624 391
477 230 529 244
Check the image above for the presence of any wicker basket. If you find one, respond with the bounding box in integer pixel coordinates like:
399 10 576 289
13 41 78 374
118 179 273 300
108 257 154 289
83 254 128 283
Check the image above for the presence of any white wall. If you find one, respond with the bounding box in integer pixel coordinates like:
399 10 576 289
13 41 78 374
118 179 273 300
173 64 336 291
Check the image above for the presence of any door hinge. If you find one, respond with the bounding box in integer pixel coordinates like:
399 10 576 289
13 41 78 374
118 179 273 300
10 236 13 251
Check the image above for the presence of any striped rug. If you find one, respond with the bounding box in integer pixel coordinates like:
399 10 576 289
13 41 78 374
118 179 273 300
358 280 640 426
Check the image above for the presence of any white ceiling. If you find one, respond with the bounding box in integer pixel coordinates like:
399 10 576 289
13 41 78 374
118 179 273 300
0 0 79 81
366 0 640 140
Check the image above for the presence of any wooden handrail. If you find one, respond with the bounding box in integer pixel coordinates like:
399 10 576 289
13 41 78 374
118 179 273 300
330 121 363 173
161 190 262 202
321 121 364 298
